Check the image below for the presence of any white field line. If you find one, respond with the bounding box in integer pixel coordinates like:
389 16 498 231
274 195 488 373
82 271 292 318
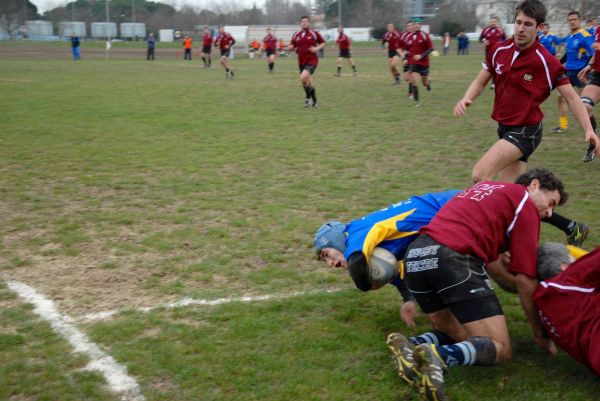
77 288 346 323
6 280 145 401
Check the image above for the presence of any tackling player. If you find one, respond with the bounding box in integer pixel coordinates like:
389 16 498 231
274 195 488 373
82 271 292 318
334 26 357 77
453 0 599 246
259 28 278 73
382 23 403 85
553 11 594 133
578 22 600 162
314 190 460 327
404 18 434 107
388 167 568 401
288 16 326 108
214 26 236 80
200 28 213 68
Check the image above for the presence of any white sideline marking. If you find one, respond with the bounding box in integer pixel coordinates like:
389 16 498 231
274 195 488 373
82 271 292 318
78 288 345 323
6 280 145 401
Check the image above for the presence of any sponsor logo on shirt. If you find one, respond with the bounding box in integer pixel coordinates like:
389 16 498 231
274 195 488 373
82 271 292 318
495 63 504 75
523 73 533 82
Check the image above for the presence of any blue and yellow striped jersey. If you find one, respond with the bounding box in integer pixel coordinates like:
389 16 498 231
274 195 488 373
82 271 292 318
343 190 460 262
564 28 593 70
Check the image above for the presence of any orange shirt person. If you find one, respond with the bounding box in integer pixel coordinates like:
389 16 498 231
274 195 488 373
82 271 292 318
183 36 192 60
250 39 260 51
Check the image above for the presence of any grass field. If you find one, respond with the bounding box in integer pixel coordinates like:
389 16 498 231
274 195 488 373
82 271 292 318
1 41 599 401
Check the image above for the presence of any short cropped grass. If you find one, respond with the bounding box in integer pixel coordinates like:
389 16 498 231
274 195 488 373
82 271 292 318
1 41 599 400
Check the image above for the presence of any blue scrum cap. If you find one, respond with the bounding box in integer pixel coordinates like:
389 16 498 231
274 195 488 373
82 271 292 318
314 221 346 259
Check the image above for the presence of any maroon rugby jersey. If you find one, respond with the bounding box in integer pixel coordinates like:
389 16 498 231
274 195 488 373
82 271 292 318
480 26 506 54
592 26 600 72
485 38 569 126
336 33 351 50
290 28 325 66
405 30 433 66
533 248 600 376
202 33 213 47
420 181 540 278
382 30 402 51
263 34 277 51
214 32 235 50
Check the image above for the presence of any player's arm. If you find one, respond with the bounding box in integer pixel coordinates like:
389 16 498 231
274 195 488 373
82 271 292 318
486 252 517 293
347 252 371 291
453 68 492 116
557 83 600 156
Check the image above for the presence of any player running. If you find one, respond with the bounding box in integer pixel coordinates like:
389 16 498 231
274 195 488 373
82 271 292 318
453 0 598 247
200 28 213 68
288 16 326 108
334 26 357 77
404 18 434 107
382 23 403 85
259 27 278 73
214 26 236 80
479 17 506 89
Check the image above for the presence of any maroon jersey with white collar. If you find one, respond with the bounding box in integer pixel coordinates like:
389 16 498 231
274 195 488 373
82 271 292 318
421 181 541 278
405 30 433 66
533 248 600 376
263 34 277 51
485 38 569 126
480 26 506 54
382 30 402 51
214 32 235 50
290 28 325 66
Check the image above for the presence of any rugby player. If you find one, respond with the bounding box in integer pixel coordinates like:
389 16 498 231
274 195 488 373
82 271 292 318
577 22 600 162
313 190 460 327
214 26 236 79
404 18 434 107
553 11 594 133
388 167 567 401
259 28 278 73
334 26 357 77
453 0 599 247
288 16 326 108
381 23 403 85
479 17 506 89
200 28 213 68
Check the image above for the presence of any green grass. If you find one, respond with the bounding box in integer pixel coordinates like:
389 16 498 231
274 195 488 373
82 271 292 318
1 42 599 400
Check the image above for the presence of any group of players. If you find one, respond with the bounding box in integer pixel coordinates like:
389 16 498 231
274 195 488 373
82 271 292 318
313 1 600 400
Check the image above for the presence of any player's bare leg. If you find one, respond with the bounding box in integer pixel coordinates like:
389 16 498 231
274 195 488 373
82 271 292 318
471 140 525 183
221 56 234 79
410 71 421 106
335 57 342 76
581 84 600 162
268 53 276 73
301 69 317 107
390 56 400 84
421 74 431 91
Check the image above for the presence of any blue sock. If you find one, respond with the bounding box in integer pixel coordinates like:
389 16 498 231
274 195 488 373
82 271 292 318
436 341 476 367
409 330 456 346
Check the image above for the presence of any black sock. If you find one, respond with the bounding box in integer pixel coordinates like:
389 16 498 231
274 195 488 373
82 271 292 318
543 213 575 235
269 62 274 71
337 66 341 74
309 86 316 102
413 85 419 102
591 115 596 132
395 74 400 82
351 65 356 72
303 85 310 98
225 68 229 72
408 83 413 94
202 57 206 65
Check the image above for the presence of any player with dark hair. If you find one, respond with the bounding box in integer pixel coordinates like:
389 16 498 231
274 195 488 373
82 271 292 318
387 167 568 401
577 22 600 162
479 17 506 89
382 23 403 85
200 28 213 68
553 11 594 133
214 26 236 79
314 190 460 327
288 16 326 108
453 0 598 247
538 23 561 56
334 26 357 77
259 28 278 73
404 18 434 107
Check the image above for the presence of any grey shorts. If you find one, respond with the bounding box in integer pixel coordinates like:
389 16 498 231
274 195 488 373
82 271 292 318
404 234 503 324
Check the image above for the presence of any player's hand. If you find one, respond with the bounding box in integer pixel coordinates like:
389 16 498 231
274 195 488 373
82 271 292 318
592 42 600 50
453 98 473 116
534 333 557 355
309 46 318 53
400 300 419 328
414 54 422 61
577 65 590 83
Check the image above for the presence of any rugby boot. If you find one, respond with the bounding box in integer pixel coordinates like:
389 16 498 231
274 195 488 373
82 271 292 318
567 222 590 247
414 343 448 401
386 332 419 386
582 143 595 162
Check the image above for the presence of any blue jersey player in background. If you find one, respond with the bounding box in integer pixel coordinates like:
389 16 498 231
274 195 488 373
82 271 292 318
313 190 460 327
538 23 562 56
